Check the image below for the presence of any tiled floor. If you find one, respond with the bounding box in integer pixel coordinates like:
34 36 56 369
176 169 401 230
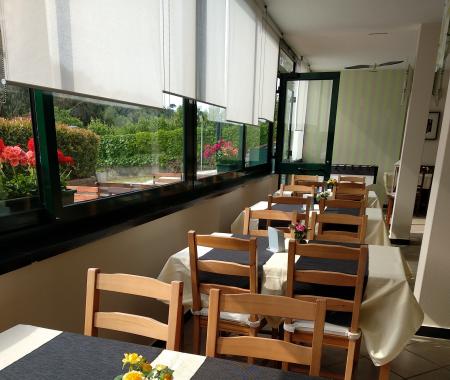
181 217 450 379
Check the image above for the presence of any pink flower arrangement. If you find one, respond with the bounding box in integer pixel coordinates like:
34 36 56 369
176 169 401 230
203 139 238 162
291 222 307 242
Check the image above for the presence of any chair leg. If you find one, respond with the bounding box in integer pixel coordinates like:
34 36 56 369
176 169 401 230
344 340 357 380
247 327 257 364
281 329 291 372
193 315 201 355
378 363 390 380
352 338 362 373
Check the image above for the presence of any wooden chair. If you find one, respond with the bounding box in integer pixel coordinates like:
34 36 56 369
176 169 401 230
84 268 183 351
334 183 368 203
280 183 315 197
285 241 368 380
309 212 367 244
318 198 366 216
206 290 326 376
291 174 319 185
338 175 366 184
268 194 311 229
243 208 297 238
188 231 264 357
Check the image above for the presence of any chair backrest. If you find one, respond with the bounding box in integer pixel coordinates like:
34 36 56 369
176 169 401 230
268 194 311 229
205 290 326 376
280 183 315 197
188 231 258 314
84 268 183 351
338 175 366 184
291 174 319 185
318 198 366 216
286 241 368 333
334 183 368 202
310 212 367 244
243 207 297 238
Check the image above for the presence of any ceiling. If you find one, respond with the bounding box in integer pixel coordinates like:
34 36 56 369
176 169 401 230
266 0 445 71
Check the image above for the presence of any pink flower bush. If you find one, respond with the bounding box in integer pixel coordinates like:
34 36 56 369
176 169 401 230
203 139 239 161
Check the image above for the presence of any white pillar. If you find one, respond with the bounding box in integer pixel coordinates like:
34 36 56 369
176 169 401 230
414 69 450 329
390 23 441 240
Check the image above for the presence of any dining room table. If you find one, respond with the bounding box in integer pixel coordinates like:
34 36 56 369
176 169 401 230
158 233 423 379
230 200 391 246
0 324 325 379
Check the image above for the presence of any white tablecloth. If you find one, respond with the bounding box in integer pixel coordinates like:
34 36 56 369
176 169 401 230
158 237 423 367
230 201 390 246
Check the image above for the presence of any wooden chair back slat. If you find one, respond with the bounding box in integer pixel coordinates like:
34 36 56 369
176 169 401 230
268 195 311 229
291 174 319 184
205 289 326 376
96 273 172 300
295 270 358 287
338 175 366 184
216 336 313 365
94 312 169 341
280 183 315 196
197 260 250 277
84 268 183 351
294 295 354 312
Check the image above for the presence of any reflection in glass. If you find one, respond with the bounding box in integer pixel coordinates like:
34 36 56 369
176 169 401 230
0 85 40 215
245 121 269 167
197 102 242 178
52 93 184 205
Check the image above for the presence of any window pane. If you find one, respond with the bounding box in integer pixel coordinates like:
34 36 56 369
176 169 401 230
53 93 184 205
279 49 294 73
0 85 40 215
197 102 242 178
245 122 269 167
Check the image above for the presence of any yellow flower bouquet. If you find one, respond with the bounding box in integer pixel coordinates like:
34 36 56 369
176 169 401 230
114 353 174 380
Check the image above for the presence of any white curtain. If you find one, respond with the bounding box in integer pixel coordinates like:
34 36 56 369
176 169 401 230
0 0 164 108
226 0 258 125
196 0 228 107
162 0 196 99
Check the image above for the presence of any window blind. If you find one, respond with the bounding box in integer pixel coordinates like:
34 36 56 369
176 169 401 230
0 0 164 108
196 0 228 108
226 0 258 125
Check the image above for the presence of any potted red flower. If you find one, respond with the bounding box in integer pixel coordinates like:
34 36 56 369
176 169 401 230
203 139 240 173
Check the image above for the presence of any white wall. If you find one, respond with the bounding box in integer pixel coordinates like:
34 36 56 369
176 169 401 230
0 175 278 341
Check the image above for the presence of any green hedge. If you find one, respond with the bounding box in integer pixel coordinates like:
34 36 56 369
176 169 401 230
97 128 183 172
0 117 99 178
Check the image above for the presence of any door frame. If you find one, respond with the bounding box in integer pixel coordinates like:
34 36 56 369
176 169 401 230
275 71 340 179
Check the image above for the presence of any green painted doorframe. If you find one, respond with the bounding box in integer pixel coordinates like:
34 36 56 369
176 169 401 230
275 71 340 179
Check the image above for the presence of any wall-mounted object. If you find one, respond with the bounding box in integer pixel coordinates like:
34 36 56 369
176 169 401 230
426 112 440 140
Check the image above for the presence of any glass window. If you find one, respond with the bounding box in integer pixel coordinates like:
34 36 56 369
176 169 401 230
245 121 269 167
0 85 40 215
279 49 294 73
52 93 184 205
197 102 243 178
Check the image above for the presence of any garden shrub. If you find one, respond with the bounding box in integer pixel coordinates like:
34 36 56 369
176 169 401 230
0 117 99 178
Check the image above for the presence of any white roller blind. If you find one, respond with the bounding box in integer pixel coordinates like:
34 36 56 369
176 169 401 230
0 0 164 108
196 0 227 107
162 0 196 99
258 22 279 122
226 0 257 125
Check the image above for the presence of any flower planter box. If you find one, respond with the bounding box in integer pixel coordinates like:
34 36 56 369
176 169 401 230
0 195 40 215
217 162 241 173
62 188 76 206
